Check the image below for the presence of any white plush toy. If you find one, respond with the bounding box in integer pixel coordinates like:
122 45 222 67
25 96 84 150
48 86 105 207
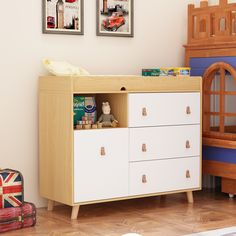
43 59 90 76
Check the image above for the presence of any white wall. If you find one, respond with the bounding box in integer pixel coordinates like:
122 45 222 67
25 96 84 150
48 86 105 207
0 0 214 207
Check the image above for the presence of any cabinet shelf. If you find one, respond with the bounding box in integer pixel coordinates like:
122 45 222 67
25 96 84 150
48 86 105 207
74 127 127 132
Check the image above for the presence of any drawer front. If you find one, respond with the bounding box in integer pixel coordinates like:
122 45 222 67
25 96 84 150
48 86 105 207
128 93 200 127
129 157 200 196
74 129 129 203
129 125 200 161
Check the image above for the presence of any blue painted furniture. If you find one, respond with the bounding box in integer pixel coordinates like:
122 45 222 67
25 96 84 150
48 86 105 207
190 57 236 77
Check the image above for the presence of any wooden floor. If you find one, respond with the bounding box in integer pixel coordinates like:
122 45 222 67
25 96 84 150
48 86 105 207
3 191 236 236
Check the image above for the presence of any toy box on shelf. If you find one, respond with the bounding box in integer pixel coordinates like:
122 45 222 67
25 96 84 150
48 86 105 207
142 67 191 77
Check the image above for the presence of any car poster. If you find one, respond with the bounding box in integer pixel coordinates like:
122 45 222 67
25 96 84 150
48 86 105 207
97 0 134 37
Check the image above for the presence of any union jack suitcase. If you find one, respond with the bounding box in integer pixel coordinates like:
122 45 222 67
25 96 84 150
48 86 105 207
0 169 24 208
0 202 36 233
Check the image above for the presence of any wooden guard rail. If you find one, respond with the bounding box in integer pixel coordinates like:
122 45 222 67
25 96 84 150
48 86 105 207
188 0 236 45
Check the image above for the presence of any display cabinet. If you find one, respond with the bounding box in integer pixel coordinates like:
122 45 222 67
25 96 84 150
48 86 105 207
39 75 202 219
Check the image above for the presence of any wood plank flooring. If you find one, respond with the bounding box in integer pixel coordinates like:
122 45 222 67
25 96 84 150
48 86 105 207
3 191 236 236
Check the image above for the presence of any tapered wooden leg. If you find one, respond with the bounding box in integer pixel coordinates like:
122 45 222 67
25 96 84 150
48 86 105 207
186 191 194 203
71 206 80 220
47 200 54 211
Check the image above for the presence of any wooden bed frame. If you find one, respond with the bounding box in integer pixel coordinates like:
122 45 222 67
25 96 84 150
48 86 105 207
184 0 236 197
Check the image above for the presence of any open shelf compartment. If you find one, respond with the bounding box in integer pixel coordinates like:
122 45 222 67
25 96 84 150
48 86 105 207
73 93 128 130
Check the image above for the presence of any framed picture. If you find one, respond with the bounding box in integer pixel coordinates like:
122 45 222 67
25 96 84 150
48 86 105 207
96 0 134 37
42 0 84 35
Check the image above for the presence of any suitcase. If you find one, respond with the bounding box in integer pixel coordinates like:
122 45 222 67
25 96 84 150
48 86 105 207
0 202 36 233
0 169 24 208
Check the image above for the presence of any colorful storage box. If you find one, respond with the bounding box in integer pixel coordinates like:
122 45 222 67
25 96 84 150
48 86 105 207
174 67 191 76
142 67 191 77
160 68 175 76
142 69 160 76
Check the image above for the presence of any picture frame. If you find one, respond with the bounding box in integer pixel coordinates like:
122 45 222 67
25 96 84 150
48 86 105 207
42 0 84 35
96 0 134 37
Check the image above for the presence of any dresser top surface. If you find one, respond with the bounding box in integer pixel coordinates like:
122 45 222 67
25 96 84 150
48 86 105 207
39 75 202 93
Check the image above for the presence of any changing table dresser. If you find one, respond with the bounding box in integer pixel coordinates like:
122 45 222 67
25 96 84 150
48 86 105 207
39 75 202 219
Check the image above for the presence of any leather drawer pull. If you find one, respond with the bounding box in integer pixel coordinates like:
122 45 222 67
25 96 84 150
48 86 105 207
142 107 147 117
142 143 147 152
100 147 106 156
142 175 147 183
186 170 191 179
186 140 191 149
186 106 191 115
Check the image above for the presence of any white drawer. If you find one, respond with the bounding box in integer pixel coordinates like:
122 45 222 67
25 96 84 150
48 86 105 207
128 93 200 127
74 128 129 203
129 125 200 161
129 157 200 196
